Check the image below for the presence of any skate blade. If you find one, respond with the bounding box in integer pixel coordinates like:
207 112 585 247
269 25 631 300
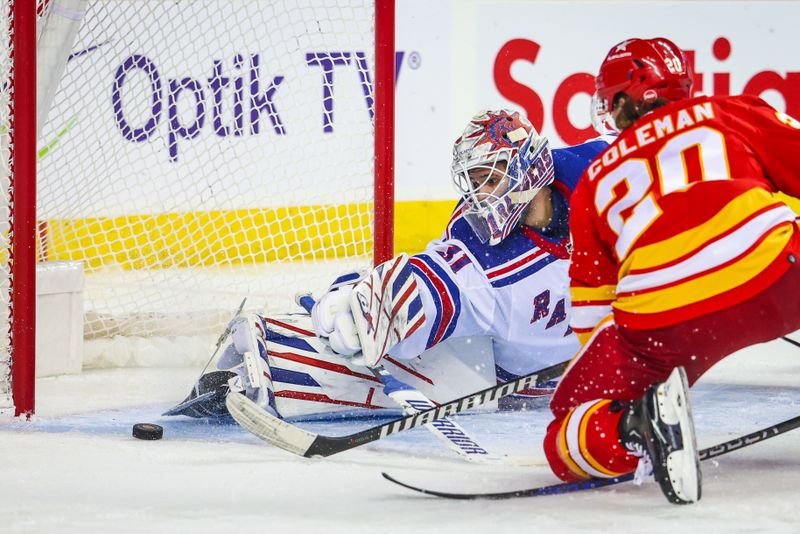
663 367 701 503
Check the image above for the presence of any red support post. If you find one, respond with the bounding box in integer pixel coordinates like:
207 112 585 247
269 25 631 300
11 1 37 417
373 0 395 266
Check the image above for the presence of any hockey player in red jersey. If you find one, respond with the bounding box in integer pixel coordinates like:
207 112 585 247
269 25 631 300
543 37 800 504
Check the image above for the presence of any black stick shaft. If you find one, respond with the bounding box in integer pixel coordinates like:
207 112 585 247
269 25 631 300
780 336 800 349
304 358 568 457
383 412 800 499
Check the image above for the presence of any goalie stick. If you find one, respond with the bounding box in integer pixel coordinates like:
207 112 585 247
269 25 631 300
226 358 569 458
370 366 499 462
199 297 247 377
382 412 800 499
295 293 499 462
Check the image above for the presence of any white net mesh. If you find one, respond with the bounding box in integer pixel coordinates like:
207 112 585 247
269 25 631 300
37 0 378 344
0 0 382 411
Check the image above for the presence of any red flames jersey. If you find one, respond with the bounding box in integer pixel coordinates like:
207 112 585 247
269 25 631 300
569 95 800 340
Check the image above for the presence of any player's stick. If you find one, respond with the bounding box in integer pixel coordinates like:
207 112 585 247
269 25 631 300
382 412 800 499
295 294 498 462
225 358 568 458
780 336 800 349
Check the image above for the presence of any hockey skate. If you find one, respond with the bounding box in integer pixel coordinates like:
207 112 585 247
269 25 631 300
163 370 236 418
618 366 701 504
165 314 280 419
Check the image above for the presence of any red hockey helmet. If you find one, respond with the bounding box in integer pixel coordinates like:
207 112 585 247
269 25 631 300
592 38 693 131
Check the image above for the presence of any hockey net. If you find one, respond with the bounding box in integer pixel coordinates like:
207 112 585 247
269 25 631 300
2 0 393 415
0 3 16 414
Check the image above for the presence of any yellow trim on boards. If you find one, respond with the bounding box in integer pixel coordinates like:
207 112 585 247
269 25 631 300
41 205 374 269
36 200 457 269
33 194 800 269
394 199 456 254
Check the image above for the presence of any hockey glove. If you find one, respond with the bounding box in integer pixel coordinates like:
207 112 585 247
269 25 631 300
311 273 364 356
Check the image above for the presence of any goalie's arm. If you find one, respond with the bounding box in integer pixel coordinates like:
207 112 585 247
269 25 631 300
311 248 492 367
345 253 429 367
352 252 490 367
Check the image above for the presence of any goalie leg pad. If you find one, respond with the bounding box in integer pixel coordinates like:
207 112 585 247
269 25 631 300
163 370 237 418
168 314 281 419
223 314 280 417
263 320 398 419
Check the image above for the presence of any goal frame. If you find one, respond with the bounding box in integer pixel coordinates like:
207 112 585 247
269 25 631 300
8 0 395 417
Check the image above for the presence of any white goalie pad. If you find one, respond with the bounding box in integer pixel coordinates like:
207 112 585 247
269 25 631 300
263 313 496 420
348 254 426 367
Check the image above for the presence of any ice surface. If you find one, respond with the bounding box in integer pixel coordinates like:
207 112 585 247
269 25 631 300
1 337 799 533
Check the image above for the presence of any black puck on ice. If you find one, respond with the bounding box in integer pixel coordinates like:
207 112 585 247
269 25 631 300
132 423 163 440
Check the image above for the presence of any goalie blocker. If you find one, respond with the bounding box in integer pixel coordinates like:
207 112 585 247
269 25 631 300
311 254 427 368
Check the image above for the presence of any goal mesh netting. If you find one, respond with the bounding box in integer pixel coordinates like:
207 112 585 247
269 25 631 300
3 0 389 414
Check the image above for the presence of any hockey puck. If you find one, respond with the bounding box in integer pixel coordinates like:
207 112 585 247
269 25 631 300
132 423 163 440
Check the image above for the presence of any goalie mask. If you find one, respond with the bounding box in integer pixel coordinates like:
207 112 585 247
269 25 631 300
451 109 555 246
591 37 694 133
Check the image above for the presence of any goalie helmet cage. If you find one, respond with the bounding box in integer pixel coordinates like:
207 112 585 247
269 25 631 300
3 0 395 417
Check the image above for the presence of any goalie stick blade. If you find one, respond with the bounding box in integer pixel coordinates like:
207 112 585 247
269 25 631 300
226 393 317 456
377 369 498 463
229 359 569 458
383 413 800 500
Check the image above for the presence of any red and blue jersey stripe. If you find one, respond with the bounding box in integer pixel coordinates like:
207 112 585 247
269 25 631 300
409 253 462 350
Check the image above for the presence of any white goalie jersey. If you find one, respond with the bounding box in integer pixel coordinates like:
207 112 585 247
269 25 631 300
389 140 609 379
253 210 578 420
391 195 575 379
168 141 608 420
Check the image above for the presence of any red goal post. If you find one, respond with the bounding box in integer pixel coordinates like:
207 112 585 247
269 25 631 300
6 1 37 418
3 0 395 417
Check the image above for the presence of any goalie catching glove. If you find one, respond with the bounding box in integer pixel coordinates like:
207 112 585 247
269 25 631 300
311 254 426 367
